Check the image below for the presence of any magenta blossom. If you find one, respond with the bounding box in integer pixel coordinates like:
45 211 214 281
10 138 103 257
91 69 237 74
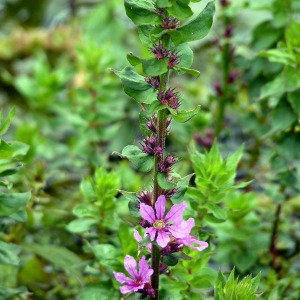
174 218 209 251
140 195 187 248
113 255 153 294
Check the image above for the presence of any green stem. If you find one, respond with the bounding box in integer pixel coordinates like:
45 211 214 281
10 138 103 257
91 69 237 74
151 33 171 300
215 27 230 138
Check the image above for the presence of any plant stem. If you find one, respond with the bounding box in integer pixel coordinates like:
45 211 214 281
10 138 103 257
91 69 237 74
151 33 171 300
269 203 281 270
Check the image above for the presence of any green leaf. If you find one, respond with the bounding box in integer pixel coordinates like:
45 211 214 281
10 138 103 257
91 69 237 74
283 65 300 92
126 52 142 66
72 204 98 218
167 2 193 19
124 0 160 26
118 223 136 254
157 172 176 190
0 241 21 266
174 66 200 77
157 0 172 8
0 162 23 178
0 140 14 160
171 1 215 45
0 286 27 300
141 58 169 76
138 25 154 45
66 218 98 233
128 199 141 217
171 174 193 204
270 100 297 133
288 90 300 119
122 145 154 172
171 106 201 123
113 67 157 104
258 49 296 66
0 108 15 135
163 254 179 266
92 244 120 269
202 203 227 220
260 73 284 99
80 177 96 202
79 283 118 300
176 43 194 69
22 244 82 280
0 191 30 218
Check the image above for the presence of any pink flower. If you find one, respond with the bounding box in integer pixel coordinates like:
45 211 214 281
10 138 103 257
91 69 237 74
113 255 153 294
174 218 209 251
140 195 187 248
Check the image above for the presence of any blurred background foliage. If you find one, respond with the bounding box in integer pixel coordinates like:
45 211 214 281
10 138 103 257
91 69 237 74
0 0 300 299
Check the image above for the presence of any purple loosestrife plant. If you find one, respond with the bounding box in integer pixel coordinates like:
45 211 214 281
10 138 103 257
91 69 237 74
113 0 215 298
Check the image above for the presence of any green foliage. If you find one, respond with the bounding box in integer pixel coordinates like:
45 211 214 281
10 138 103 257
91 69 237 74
188 143 251 223
214 269 262 300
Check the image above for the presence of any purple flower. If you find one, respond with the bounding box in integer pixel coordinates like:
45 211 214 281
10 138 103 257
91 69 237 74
140 195 187 248
173 218 209 251
113 255 153 294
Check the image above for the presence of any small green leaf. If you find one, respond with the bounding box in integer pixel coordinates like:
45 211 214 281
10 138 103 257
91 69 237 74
283 65 300 92
202 203 227 220
157 172 176 190
0 286 27 300
0 191 31 218
66 218 98 233
122 145 154 172
174 66 200 77
260 74 284 99
128 199 141 217
113 67 157 104
0 241 21 266
138 25 154 45
171 106 201 123
124 0 160 26
157 0 172 8
0 107 15 135
171 174 194 204
127 52 142 66
171 1 215 45
141 58 169 76
288 90 300 118
167 1 193 19
0 140 14 160
72 204 98 218
163 254 179 266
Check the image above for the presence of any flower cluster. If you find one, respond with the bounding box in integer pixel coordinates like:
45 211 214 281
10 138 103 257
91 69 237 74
141 136 163 155
114 195 209 294
157 88 181 109
150 44 180 69
158 154 177 174
113 255 154 296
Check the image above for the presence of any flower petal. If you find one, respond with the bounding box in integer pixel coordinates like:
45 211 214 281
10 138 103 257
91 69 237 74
138 256 153 282
180 218 195 235
120 280 144 294
124 255 138 279
164 201 187 224
155 195 166 220
179 237 209 251
146 227 157 241
167 223 188 238
156 230 170 248
113 271 131 284
133 229 142 243
140 203 156 223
